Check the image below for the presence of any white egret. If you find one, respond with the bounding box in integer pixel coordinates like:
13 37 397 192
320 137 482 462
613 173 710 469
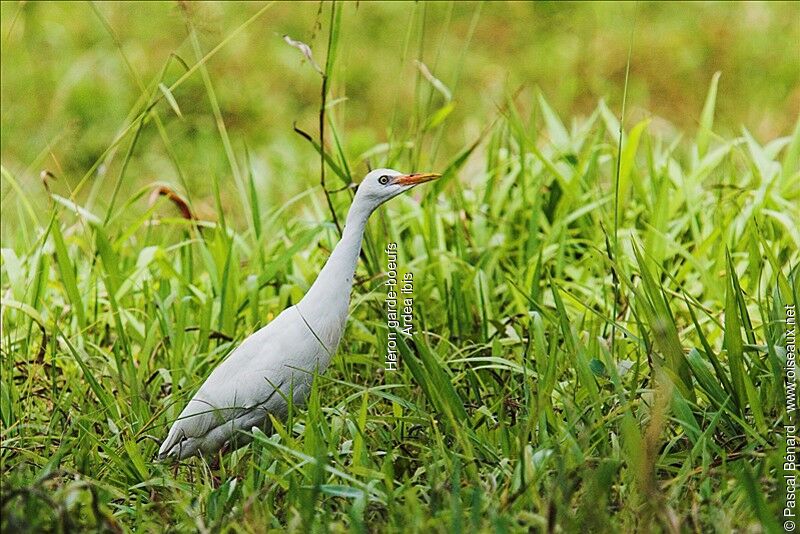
158 168 440 461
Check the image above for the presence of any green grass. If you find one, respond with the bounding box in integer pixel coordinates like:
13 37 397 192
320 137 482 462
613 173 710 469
2 2 799 532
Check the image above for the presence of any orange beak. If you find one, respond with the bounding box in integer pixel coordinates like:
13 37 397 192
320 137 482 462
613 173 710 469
392 172 441 186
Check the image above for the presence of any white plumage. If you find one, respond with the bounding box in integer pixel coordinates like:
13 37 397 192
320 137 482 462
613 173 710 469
158 168 440 460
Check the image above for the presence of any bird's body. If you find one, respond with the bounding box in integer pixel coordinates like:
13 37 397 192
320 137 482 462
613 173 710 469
159 169 439 461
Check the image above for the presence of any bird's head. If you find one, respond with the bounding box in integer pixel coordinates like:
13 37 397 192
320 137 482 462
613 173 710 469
354 168 441 209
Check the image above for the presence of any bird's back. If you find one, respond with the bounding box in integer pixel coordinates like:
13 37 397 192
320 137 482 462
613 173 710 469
158 304 338 460
158 166 439 461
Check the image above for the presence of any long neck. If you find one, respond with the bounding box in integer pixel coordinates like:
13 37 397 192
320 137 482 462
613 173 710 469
297 200 371 341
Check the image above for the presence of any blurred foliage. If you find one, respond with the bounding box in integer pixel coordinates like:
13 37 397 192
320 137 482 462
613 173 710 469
1 1 798 237
1 2 799 532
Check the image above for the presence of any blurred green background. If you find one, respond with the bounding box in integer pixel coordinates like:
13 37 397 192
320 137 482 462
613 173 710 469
1 4 798 530
1 1 799 233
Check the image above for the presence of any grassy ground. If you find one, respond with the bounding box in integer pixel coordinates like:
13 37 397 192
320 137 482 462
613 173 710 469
2 2 799 532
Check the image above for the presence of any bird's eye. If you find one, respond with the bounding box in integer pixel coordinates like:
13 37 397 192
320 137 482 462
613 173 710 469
378 175 391 185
